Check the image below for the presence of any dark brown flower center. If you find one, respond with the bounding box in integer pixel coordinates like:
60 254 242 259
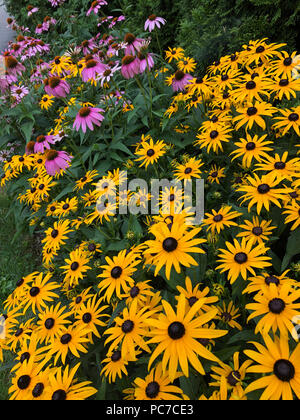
265 275 280 286
60 333 72 345
246 81 256 90
227 370 241 386
145 381 160 399
79 107 91 118
234 252 248 264
252 227 263 236
124 33 136 44
174 70 185 81
46 150 59 161
247 107 258 116
246 142 256 151
49 77 61 89
273 359 295 382
213 214 223 223
32 383 44 398
71 262 79 271
269 298 285 314
30 287 40 297
130 286 140 298
121 320 134 333
52 389 67 400
111 266 123 279
210 130 219 139
288 113 299 122
257 184 270 194
111 350 121 362
162 237 178 252
82 313 92 324
45 318 55 330
17 375 31 390
168 321 185 339
122 55 135 66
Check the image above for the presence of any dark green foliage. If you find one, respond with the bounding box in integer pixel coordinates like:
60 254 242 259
177 0 300 71
4 0 299 72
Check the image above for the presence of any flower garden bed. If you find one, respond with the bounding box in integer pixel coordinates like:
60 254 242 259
0 0 300 401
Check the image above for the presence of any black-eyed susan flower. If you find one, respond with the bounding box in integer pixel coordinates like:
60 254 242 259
267 75 300 100
61 248 91 288
48 363 97 400
144 222 207 280
246 283 300 338
135 139 166 168
74 169 99 191
237 216 276 244
255 152 300 181
9 359 43 400
216 302 243 330
244 334 300 400
145 294 227 381
133 363 185 400
36 303 72 344
217 238 272 284
195 126 232 154
48 324 90 365
210 352 252 393
243 270 296 295
165 47 184 63
42 219 73 251
101 350 130 383
207 165 226 184
21 272 60 314
55 197 78 218
40 94 54 110
98 249 140 302
270 51 300 78
230 134 273 168
272 106 300 136
282 202 300 231
233 101 276 131
74 295 109 339
176 276 218 314
104 299 153 360
238 173 290 214
203 206 242 234
69 287 94 314
173 157 204 181
122 280 154 308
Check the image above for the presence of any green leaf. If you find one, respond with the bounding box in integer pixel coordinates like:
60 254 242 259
20 120 34 141
281 228 300 271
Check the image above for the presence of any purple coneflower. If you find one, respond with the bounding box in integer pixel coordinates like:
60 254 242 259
81 39 97 55
124 33 143 55
27 5 39 16
4 56 25 77
73 107 105 133
137 50 154 73
108 15 126 29
25 141 36 156
86 0 107 16
81 59 108 82
11 84 29 101
144 15 166 32
172 70 193 92
45 150 72 176
34 135 55 153
44 76 70 98
35 24 45 34
97 63 120 86
121 55 140 79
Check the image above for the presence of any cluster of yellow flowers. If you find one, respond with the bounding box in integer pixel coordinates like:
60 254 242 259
1 36 300 401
